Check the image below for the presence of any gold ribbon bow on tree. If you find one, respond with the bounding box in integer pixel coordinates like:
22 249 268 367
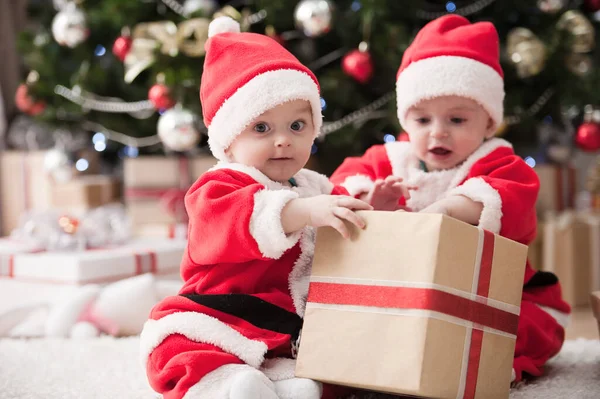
124 18 210 83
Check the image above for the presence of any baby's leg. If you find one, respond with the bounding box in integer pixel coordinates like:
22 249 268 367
146 334 278 399
261 358 353 399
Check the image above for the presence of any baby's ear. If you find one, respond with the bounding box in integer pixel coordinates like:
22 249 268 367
485 117 497 139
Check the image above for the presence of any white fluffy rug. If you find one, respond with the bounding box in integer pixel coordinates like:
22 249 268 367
1 337 599 399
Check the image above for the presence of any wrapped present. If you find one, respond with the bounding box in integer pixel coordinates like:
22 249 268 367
296 212 527 399
0 238 185 285
591 292 600 337
535 164 577 217
528 222 544 270
124 155 217 229
52 175 121 212
0 150 101 235
542 211 600 307
134 223 188 240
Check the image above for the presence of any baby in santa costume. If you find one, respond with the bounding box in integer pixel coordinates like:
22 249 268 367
140 16 374 399
331 14 571 384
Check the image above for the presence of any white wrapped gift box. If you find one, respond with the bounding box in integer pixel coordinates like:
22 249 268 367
0 238 185 285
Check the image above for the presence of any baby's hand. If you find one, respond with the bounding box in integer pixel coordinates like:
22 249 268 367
419 196 483 226
363 176 416 211
304 195 372 238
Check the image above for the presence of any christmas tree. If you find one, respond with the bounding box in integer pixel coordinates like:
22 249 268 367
12 0 600 174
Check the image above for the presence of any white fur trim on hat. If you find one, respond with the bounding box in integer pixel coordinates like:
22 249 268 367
208 16 240 38
207 69 322 161
396 55 504 129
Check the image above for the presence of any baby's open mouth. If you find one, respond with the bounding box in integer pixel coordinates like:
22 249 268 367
429 147 452 156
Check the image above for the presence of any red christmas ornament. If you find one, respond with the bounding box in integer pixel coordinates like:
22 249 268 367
585 0 600 12
112 35 132 62
15 84 46 116
397 131 410 142
342 49 373 84
148 84 175 110
575 122 600 152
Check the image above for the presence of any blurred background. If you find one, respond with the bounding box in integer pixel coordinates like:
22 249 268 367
1 1 600 312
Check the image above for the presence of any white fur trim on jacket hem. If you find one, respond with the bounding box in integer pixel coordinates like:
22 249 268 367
182 364 274 399
341 174 375 197
207 69 322 161
447 177 503 234
250 189 302 259
139 312 268 369
396 56 504 129
536 304 570 329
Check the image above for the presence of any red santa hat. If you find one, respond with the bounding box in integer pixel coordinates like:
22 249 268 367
201 17 322 161
396 15 505 129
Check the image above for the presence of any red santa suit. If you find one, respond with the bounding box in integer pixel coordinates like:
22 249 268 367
141 164 350 399
330 138 571 382
140 16 349 399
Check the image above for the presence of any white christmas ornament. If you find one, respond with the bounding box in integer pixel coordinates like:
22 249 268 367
158 108 201 152
52 3 89 48
183 0 218 16
294 0 334 38
44 148 74 183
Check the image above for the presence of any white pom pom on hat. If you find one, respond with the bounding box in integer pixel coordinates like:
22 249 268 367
208 16 241 38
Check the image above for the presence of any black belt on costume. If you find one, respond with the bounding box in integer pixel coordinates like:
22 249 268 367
180 293 303 342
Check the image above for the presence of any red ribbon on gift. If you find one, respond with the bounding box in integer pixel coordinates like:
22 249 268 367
307 230 511 399
125 156 191 223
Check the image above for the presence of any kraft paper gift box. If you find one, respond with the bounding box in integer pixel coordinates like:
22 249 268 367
0 238 185 285
542 211 600 307
535 164 577 217
52 175 122 212
0 150 101 235
134 223 188 240
124 155 217 229
295 212 528 399
527 222 545 270
591 292 600 337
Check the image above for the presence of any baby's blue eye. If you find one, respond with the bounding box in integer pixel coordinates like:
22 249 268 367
291 120 305 131
254 123 269 133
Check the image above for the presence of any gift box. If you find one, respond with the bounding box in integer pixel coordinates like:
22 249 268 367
591 292 600 337
0 150 101 235
52 175 122 212
134 223 188 240
542 211 600 307
124 155 217 228
535 164 577 217
295 212 527 399
0 238 185 285
528 222 544 270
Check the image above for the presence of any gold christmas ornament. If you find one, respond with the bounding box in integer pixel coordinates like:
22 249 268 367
213 6 253 31
495 120 508 137
124 18 210 83
557 10 595 53
506 28 547 78
565 53 593 76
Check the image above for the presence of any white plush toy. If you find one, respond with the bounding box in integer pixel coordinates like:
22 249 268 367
1 274 181 339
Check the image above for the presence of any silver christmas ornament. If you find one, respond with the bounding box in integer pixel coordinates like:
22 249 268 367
52 3 89 48
294 0 334 38
183 0 218 16
158 107 201 152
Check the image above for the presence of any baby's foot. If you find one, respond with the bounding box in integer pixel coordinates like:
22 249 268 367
230 368 280 399
273 377 322 399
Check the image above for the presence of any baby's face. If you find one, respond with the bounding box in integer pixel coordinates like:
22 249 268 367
225 100 315 183
404 96 495 171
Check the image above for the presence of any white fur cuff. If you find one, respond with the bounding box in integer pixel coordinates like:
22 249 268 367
341 174 375 197
139 312 268 369
250 189 302 259
447 177 503 234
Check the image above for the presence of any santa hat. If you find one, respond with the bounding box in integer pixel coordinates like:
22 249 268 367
201 17 322 161
396 15 505 129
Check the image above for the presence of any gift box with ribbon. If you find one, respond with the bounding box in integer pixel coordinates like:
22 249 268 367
542 211 600 307
295 212 527 399
0 237 185 285
124 155 216 235
535 164 577 217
